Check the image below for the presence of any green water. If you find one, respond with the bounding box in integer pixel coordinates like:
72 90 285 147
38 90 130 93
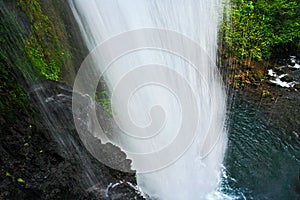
222 93 300 199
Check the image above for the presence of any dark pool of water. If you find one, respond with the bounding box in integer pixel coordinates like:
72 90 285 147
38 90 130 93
222 91 300 200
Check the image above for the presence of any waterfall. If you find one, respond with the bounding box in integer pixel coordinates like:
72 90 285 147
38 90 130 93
69 0 227 199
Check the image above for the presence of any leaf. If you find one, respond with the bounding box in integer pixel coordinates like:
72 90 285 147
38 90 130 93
17 178 25 183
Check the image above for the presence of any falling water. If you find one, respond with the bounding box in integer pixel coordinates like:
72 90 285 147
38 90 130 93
69 0 227 199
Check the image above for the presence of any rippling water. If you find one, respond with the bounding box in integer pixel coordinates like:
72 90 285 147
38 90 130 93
222 92 300 199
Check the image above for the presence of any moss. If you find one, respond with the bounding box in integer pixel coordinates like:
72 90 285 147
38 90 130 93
95 80 112 115
18 0 71 80
1 0 76 122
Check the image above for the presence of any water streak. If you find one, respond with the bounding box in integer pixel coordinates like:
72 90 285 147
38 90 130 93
69 1 227 199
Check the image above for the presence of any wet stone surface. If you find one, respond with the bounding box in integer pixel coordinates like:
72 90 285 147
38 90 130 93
0 81 145 200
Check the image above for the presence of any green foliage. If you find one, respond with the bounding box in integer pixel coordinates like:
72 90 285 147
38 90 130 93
95 85 112 115
1 0 75 123
223 0 271 60
262 89 271 97
18 0 71 80
222 0 300 62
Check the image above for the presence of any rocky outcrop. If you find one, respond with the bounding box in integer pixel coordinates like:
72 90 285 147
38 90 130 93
0 81 145 199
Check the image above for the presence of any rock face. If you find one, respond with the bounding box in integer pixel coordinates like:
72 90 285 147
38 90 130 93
36 0 90 86
1 1 145 199
0 81 145 200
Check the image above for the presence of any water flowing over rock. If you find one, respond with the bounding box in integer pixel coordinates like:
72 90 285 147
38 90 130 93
69 0 228 199
26 81 144 199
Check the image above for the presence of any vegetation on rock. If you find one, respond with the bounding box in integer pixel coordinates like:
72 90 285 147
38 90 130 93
18 0 71 80
221 0 300 87
0 0 73 122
